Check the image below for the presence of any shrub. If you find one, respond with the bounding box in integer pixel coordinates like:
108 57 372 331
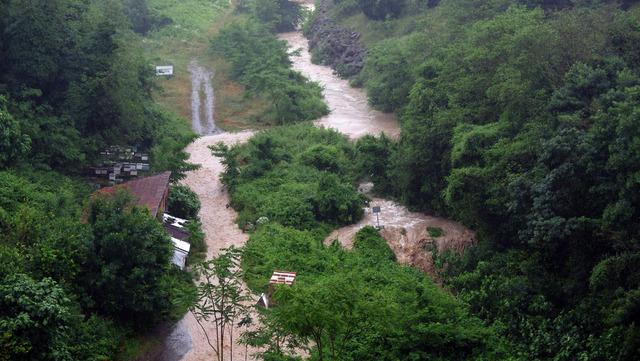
357 0 406 20
168 184 201 220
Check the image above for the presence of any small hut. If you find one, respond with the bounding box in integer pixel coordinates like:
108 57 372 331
257 271 297 309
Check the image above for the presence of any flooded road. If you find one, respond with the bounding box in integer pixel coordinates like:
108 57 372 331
188 60 219 135
278 31 400 140
325 184 476 275
155 320 192 361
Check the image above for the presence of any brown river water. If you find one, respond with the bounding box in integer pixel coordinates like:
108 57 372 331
156 6 473 360
277 31 400 140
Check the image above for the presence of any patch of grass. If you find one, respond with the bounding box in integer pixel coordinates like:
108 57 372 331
427 226 444 238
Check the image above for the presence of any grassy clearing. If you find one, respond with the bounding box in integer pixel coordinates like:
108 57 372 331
143 0 268 131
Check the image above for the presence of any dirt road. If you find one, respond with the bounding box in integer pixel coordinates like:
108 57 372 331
189 60 219 135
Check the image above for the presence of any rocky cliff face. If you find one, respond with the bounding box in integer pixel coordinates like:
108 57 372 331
304 1 366 78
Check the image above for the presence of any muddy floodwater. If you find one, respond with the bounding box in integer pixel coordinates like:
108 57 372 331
325 184 476 274
188 60 218 135
277 31 400 140
180 131 257 361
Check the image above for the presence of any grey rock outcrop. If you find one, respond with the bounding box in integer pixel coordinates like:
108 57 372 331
304 1 366 78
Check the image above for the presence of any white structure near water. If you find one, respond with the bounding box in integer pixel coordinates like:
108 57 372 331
163 213 191 270
171 237 191 270
155 65 174 76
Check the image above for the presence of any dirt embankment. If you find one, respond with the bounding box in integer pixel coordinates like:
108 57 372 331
325 184 476 276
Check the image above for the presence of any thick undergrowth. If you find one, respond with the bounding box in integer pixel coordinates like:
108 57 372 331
214 124 507 360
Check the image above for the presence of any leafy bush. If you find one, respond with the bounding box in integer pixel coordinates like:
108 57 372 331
352 225 396 262
251 0 303 32
217 124 363 229
86 191 173 328
0 274 72 361
168 184 201 220
362 37 416 111
427 226 443 238
357 0 406 20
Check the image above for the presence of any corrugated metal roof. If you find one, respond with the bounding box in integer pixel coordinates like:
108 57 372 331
97 171 171 217
164 223 190 241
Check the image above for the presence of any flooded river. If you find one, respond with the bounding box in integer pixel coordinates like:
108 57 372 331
278 31 400 140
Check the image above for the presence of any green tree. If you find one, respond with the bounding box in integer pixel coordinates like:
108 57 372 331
357 0 406 20
168 184 201 220
210 142 241 192
0 97 30 168
0 274 72 361
252 0 303 32
124 0 154 35
85 191 173 327
191 247 251 361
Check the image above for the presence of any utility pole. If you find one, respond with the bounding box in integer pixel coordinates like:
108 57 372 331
372 206 382 229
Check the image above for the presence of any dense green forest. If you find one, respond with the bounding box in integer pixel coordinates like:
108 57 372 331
215 124 507 360
0 0 198 359
308 0 640 358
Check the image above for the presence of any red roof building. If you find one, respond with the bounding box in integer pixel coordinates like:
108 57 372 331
96 171 171 218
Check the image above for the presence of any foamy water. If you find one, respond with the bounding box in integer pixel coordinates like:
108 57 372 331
277 31 400 140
